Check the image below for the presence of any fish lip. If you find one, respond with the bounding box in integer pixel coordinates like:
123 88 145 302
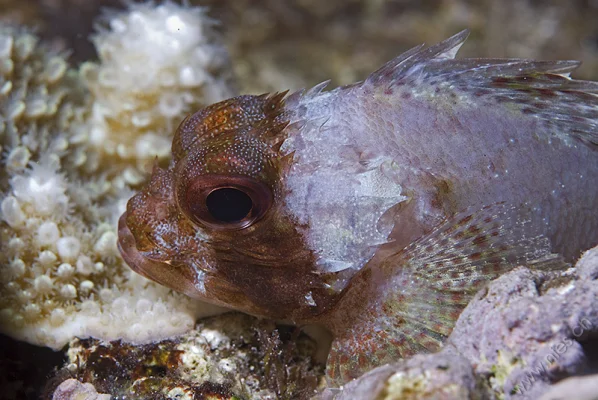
117 212 153 280
117 211 205 300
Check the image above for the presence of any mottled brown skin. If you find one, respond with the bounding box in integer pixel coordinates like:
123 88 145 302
118 94 340 321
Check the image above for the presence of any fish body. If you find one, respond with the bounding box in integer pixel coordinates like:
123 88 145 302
118 31 598 384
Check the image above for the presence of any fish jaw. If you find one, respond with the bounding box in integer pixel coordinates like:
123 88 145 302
117 211 210 301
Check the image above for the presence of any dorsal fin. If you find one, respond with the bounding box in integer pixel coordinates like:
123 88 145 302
366 30 469 86
363 31 598 147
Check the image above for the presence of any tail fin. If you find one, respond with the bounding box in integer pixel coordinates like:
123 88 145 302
326 202 565 384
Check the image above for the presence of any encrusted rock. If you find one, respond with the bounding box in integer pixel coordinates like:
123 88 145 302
319 347 480 400
321 246 598 399
49 313 324 400
450 261 597 399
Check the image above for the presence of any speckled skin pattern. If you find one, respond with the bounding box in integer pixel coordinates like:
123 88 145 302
119 31 598 385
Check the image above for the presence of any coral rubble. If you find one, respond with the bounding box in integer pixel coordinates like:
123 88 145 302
49 313 323 400
0 1 234 350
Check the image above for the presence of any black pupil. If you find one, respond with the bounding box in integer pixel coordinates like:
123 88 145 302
206 188 253 223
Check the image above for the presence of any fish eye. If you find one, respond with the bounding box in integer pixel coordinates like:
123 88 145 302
178 175 273 230
206 187 253 223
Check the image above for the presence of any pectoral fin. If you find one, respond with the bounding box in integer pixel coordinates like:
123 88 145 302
326 202 565 385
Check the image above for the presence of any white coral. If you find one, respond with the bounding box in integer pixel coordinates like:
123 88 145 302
80 1 235 176
10 158 69 218
0 2 233 350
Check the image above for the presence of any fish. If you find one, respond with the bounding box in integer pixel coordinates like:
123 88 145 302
118 30 598 385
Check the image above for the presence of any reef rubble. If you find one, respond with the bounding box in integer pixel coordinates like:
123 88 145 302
49 313 323 400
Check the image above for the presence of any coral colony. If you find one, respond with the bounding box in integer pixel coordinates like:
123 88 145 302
0 2 234 349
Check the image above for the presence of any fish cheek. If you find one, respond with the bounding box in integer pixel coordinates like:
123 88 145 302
198 212 342 320
205 265 336 321
202 264 306 318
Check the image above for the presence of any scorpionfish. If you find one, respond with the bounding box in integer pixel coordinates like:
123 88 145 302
118 31 598 384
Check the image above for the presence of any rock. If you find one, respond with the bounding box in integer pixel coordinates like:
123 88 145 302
319 347 480 400
49 313 324 400
52 379 111 400
447 250 598 399
539 374 598 400
322 246 598 399
577 246 598 281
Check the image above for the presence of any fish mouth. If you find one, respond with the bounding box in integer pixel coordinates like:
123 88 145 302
117 211 277 315
117 211 205 300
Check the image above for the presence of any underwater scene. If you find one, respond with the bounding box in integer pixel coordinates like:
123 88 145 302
1 1 598 399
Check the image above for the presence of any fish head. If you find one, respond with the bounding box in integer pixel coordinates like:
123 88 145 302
118 93 346 320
